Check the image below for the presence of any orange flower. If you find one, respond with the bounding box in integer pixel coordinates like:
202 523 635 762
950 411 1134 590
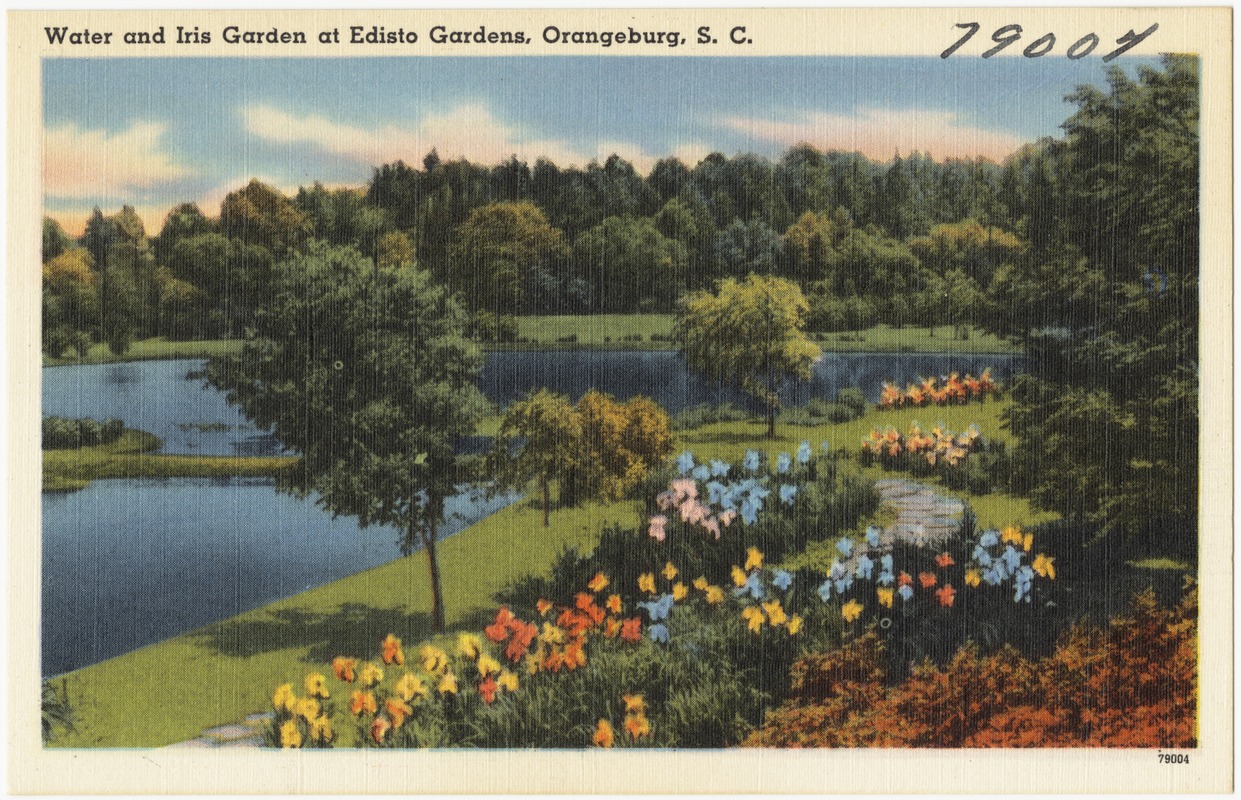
505 620 538 663
919 572 938 589
620 617 642 643
381 634 405 666
485 607 514 642
623 694 647 714
349 690 377 716
604 617 621 638
624 713 652 739
536 599 553 617
370 715 390 744
588 572 610 592
897 571 913 588
935 552 955 568
606 594 623 614
332 656 357 683
563 640 587 670
478 675 498 705
936 584 956 607
594 719 615 747
385 697 412 728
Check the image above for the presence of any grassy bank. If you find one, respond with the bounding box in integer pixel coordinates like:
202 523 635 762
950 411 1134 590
42 429 295 492
51 495 640 748
43 338 242 367
812 324 1019 354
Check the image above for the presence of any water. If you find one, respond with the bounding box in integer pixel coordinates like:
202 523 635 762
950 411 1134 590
40 349 1023 675
41 478 518 676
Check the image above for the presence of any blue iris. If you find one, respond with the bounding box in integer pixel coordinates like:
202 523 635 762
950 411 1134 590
855 554 875 580
706 480 726 505
828 559 847 580
691 464 711 481
972 545 993 566
880 554 893 573
877 571 895 587
743 450 761 472
821 440 832 453
797 440 812 464
649 623 671 643
709 459 731 477
835 538 854 558
978 529 999 548
773 569 794 591
735 572 765 600
637 593 675 622
817 579 833 603
779 484 797 506
776 452 792 474
834 574 854 594
676 451 695 475
898 584 914 602
1002 545 1023 572
865 526 882 548
740 499 759 526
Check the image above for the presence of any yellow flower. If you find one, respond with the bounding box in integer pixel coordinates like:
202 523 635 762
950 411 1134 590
593 719 615 748
477 654 502 678
497 669 519 692
1022 532 1034 552
741 606 765 633
279 719 302 749
745 546 764 572
437 671 459 696
786 615 804 635
303 672 330 699
731 565 748 588
419 645 449 675
662 561 678 581
457 633 483 661
1033 553 1057 580
539 622 566 646
358 662 384 688
638 572 657 595
349 689 377 716
394 672 428 703
272 683 296 713
309 714 333 744
1001 525 1023 546
295 697 320 723
672 582 688 601
964 569 982 588
704 585 725 605
876 587 894 609
841 599 864 624
692 576 709 591
588 572 610 592
763 600 788 627
386 697 412 728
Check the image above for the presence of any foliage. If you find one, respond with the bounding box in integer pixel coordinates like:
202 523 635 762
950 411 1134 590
41 680 76 744
42 416 124 450
205 243 486 631
42 248 99 358
677 274 821 438
572 215 688 312
486 389 583 527
743 584 1197 748
877 369 1001 409
564 391 674 504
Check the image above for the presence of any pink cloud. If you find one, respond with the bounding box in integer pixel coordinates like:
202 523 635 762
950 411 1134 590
44 121 193 200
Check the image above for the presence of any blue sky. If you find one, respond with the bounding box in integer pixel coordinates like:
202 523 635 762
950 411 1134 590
43 56 1148 233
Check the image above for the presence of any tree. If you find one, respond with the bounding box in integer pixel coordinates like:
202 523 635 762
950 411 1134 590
219 179 311 257
42 248 99 357
205 243 486 632
42 217 71 263
677 274 821 438
715 218 780 277
486 389 583 527
572 215 687 312
569 391 673 503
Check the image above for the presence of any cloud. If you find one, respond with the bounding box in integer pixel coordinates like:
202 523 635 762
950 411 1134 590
44 121 194 200
244 103 694 174
720 108 1026 163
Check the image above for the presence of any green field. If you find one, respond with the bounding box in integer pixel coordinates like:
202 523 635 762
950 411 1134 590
811 324 1019 354
42 430 295 492
43 338 242 367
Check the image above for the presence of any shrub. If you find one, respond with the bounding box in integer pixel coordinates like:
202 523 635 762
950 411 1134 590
671 402 752 430
42 416 125 450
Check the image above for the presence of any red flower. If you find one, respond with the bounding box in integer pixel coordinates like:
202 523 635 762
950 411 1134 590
936 584 956 607
620 617 642 643
935 552 955 568
897 571 914 588
478 675 498 705
919 572 938 589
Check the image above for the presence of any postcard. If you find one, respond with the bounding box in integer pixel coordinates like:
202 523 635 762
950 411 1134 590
8 6 1232 794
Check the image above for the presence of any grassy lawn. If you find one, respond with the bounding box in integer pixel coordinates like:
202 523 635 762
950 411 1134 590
51 495 640 748
501 314 675 350
43 338 242 366
812 324 1020 354
42 430 296 492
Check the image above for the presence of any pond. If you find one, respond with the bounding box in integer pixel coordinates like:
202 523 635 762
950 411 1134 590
41 348 1024 676
41 478 518 677
43 351 1025 456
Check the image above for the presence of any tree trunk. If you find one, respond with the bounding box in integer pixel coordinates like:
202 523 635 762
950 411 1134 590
417 518 447 633
540 472 550 528
766 395 776 439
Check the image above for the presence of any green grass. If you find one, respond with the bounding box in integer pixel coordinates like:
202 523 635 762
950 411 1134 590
42 429 295 492
500 314 675 350
813 324 1020 354
1127 557 1193 571
51 495 640 748
43 338 242 366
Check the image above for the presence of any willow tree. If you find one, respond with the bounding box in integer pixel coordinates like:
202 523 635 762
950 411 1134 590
676 274 821 439
205 242 486 632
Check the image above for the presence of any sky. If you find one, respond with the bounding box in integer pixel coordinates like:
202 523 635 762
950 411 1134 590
43 56 1149 235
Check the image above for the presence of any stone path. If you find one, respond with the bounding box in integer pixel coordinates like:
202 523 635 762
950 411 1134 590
839 479 967 573
164 713 271 748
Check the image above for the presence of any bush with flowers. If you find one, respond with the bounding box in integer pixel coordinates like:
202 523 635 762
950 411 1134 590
877 369 1001 410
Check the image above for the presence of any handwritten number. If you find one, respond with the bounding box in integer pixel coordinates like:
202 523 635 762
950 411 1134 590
1103 23 1159 62
1023 32 1055 57
982 24 1022 58
1066 32 1100 59
941 22 980 59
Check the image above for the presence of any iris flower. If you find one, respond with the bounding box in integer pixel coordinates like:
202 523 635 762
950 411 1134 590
457 634 483 661
772 569 793 591
898 584 914 602
779 484 798 505
776 453 792 474
386 697 412 728
741 606 765 633
280 720 302 749
272 683 296 713
964 569 981 588
880 554 893 573
876 570 895 587
935 552 955 568
381 634 405 666
1002 545 1023 572
594 719 615 748
704 585 725 604
855 554 874 580
835 537 854 557
358 662 384 688
349 689 377 716
638 594 674 622
972 545 993 566
731 565 748 587
638 573 657 594
676 451 695 475
370 715 390 744
877 587 894 608
786 615 804 635
706 481 726 505
763 600 788 627
477 654 502 678
935 584 956 607
744 450 762 471
840 599 864 623
1032 553 1056 580
745 547 764 571
691 464 711 481
834 574 854 594
663 561 678 580
817 579 833 603
649 623 671 643
437 672 458 696
692 576 709 591
797 441 812 464
710 459 731 477
394 672 428 703
978 530 1000 548
865 526 882 548
672 582 688 601
740 500 759 526
332 657 357 683
497 670 519 692
607 594 623 613
588 572 610 592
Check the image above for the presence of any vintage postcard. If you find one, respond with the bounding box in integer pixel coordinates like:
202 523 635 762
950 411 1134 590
8 6 1232 794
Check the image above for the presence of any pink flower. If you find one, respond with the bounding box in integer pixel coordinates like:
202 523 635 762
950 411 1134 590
648 515 667 542
719 509 737 528
702 517 721 540
679 499 708 526
655 490 678 511
669 478 698 502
